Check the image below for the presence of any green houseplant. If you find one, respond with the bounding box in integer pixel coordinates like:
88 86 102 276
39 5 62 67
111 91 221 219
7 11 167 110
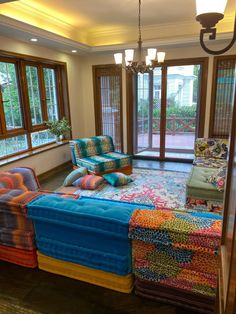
45 117 71 143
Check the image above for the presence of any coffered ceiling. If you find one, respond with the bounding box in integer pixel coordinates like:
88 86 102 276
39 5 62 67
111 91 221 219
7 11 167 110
0 0 235 51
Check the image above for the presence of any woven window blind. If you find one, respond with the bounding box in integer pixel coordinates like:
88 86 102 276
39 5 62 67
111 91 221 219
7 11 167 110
93 66 123 152
211 57 236 138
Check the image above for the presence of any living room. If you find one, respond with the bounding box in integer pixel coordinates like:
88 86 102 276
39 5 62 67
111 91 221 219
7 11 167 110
0 0 236 313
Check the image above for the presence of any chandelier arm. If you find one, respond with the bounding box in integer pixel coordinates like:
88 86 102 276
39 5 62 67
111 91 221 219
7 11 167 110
199 14 236 55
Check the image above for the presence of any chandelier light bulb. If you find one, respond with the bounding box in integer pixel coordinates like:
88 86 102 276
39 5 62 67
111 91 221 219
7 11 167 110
125 49 134 62
147 48 157 61
196 0 227 15
145 56 151 66
157 52 166 63
114 53 123 64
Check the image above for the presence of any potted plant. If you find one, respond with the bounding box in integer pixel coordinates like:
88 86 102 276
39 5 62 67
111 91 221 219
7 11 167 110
45 117 71 143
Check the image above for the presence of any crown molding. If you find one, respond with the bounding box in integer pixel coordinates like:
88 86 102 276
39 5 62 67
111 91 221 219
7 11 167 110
0 15 91 53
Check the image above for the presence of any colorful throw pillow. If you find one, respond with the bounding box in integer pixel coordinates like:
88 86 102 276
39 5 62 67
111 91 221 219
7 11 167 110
0 172 28 192
103 172 133 187
207 166 227 192
72 174 104 190
63 167 87 186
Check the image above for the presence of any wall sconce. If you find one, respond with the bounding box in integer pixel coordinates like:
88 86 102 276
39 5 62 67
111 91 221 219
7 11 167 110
196 0 236 55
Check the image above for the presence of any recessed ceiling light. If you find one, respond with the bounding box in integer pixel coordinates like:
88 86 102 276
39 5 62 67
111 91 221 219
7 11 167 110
71 50 77 53
30 38 38 42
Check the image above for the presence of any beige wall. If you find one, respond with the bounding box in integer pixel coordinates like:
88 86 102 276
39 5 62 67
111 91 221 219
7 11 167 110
0 35 83 174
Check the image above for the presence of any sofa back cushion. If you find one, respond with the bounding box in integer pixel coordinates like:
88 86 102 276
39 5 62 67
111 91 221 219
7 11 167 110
0 172 28 192
9 167 40 191
70 136 115 159
195 138 228 159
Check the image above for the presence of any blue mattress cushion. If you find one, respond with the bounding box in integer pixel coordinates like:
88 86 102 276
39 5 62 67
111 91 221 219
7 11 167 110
27 195 154 275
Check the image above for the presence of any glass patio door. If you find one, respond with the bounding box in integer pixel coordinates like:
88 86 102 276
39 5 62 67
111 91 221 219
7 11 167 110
134 62 204 160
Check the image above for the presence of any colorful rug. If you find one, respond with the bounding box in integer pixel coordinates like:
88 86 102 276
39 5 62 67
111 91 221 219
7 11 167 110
59 168 189 209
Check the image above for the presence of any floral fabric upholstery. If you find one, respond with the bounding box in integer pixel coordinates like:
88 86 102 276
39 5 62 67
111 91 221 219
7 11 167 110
128 209 222 298
193 157 227 168
186 197 223 214
70 136 132 174
195 138 228 159
207 166 227 192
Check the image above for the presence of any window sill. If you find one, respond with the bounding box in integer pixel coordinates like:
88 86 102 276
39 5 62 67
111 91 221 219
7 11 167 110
0 140 69 167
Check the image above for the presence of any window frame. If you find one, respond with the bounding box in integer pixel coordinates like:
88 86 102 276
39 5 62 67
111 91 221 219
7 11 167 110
0 52 70 161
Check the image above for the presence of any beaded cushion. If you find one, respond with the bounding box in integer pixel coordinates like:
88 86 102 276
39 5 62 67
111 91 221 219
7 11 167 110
195 138 228 159
103 172 133 187
128 209 222 298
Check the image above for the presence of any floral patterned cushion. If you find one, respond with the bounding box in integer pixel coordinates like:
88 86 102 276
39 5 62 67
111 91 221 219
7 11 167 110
195 138 228 159
193 157 227 168
207 166 227 192
103 172 133 187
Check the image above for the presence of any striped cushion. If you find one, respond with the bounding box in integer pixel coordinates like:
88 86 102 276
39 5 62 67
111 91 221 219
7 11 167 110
0 172 28 192
103 172 133 187
63 167 87 186
77 152 132 174
72 175 104 190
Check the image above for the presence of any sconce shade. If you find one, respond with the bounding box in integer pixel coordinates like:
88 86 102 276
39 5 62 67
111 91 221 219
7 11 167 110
125 49 134 62
147 48 157 60
196 0 227 16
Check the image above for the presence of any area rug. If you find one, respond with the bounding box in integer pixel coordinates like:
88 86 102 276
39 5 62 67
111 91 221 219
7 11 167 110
58 168 189 209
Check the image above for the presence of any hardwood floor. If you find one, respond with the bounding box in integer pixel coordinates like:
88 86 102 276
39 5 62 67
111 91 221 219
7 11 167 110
0 160 197 314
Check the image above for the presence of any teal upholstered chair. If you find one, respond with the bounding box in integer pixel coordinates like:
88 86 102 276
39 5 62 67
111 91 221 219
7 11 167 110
70 136 132 175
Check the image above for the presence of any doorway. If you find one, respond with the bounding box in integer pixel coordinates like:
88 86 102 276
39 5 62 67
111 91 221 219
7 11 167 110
130 58 208 161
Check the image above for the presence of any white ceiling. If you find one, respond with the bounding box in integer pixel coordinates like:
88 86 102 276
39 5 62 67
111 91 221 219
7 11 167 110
0 0 235 53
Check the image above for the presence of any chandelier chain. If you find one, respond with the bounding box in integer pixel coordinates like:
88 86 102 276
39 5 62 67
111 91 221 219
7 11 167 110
138 0 142 42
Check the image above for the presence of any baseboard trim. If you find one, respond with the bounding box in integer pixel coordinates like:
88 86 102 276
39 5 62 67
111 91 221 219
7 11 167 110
38 161 72 182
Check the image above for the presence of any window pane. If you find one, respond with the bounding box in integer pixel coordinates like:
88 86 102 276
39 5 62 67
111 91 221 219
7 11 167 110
0 61 23 130
0 135 28 158
26 65 43 125
31 129 55 148
43 68 59 121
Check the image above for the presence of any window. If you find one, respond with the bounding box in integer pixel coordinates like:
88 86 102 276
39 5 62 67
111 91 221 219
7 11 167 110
0 55 69 160
210 55 236 138
93 65 123 152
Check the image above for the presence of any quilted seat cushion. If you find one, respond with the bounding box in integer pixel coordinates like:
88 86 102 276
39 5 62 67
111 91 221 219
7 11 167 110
193 157 227 168
186 166 224 201
77 152 132 174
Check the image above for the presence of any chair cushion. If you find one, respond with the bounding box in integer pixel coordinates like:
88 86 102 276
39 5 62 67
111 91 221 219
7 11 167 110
195 138 228 159
186 166 223 201
207 166 227 192
9 167 40 191
193 157 227 168
103 172 133 187
76 152 132 174
63 167 87 186
72 174 104 190
71 136 115 158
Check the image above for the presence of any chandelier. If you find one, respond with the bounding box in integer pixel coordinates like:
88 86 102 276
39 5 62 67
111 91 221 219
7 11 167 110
196 0 236 55
114 0 165 73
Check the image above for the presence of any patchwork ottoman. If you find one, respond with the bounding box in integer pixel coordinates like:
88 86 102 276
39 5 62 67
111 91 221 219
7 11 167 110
128 209 222 313
186 166 224 213
28 195 154 292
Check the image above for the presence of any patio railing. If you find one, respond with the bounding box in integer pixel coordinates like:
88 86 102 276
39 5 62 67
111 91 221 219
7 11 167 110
138 115 195 135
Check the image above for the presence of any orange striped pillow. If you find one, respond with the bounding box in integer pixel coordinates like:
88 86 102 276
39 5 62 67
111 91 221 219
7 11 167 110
72 175 104 190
